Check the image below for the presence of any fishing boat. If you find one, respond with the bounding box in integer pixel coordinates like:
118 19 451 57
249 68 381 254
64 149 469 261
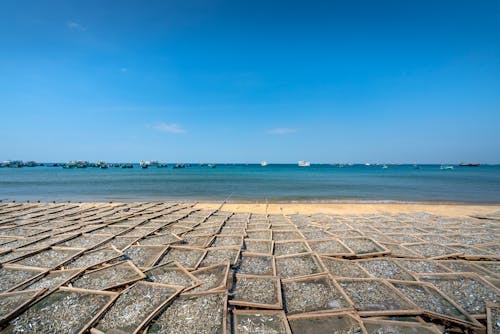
2 160 23 168
298 161 311 167
140 161 149 169
121 163 133 169
459 163 480 167
440 165 454 170
208 163 216 168
173 164 185 169
261 161 268 167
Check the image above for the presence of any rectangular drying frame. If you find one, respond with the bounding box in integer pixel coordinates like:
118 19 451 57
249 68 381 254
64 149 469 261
414 272 500 319
184 262 231 294
70 260 147 291
0 288 47 326
229 273 283 309
361 318 442 334
286 311 367 334
144 290 228 334
143 260 203 292
2 263 48 292
238 252 276 276
486 302 499 334
281 273 355 315
387 279 485 330
335 277 421 317
90 281 183 334
232 309 292 334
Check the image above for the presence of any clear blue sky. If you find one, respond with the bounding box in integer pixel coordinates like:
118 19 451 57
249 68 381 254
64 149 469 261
1 0 499 163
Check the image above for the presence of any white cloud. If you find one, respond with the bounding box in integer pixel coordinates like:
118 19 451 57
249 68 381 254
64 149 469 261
267 128 297 135
67 20 86 31
153 123 186 134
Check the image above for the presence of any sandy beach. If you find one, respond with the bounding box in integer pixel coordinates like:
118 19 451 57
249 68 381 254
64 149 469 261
0 201 498 333
198 202 500 217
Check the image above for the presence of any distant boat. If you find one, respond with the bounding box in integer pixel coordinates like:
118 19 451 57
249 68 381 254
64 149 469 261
2 160 23 168
140 161 149 169
157 163 168 168
440 165 454 170
97 161 108 169
121 163 133 169
208 163 216 168
148 160 159 167
298 161 311 167
173 164 185 169
261 161 268 167
382 165 388 169
459 163 480 167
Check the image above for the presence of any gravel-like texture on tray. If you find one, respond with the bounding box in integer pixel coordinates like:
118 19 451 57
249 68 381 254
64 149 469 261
19 270 77 291
146 267 196 287
235 312 288 334
147 293 225 334
307 239 352 255
394 260 449 274
95 282 179 333
275 254 324 279
0 267 43 292
15 248 80 269
158 248 205 268
321 257 370 278
5 290 111 333
200 248 239 267
238 255 274 276
338 280 415 313
244 240 273 254
288 313 364 334
340 238 383 255
419 275 499 315
125 246 165 268
65 248 121 269
57 234 111 249
274 241 310 256
232 276 279 306
72 262 143 290
282 277 350 314
358 259 415 281
392 282 472 322
0 292 35 318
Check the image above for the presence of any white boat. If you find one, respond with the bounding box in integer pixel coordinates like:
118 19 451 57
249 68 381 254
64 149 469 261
298 161 311 167
261 161 268 167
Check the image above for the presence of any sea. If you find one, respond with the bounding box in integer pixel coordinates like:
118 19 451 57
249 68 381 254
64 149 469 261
1 164 499 203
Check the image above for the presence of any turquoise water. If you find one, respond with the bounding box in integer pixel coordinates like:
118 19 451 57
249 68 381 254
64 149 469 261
0 164 499 203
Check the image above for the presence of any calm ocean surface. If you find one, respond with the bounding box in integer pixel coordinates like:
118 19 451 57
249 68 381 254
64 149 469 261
1 164 499 203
